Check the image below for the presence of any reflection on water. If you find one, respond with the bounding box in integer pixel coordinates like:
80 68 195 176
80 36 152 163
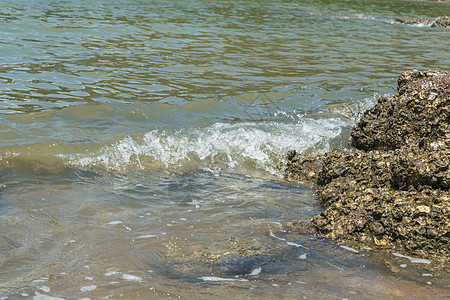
1 0 449 113
1 0 449 298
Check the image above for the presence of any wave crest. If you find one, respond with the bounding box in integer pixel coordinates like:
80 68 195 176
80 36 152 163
68 119 349 177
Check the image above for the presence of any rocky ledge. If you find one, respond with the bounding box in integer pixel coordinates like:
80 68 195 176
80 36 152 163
285 69 449 268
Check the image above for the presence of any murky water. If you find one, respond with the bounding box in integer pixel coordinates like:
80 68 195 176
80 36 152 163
1 0 449 298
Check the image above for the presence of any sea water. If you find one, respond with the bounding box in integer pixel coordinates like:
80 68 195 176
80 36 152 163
0 0 449 298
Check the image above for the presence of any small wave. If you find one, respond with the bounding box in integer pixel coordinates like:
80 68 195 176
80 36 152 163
67 118 349 177
322 95 380 122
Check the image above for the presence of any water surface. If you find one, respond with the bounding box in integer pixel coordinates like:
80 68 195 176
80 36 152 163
1 0 449 298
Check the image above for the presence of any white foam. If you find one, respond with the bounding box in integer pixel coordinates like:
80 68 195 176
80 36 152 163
80 285 97 292
38 286 50 293
269 229 285 241
105 271 119 276
106 221 122 225
249 267 262 276
200 276 249 282
33 292 65 300
268 221 282 228
67 119 348 175
136 234 157 239
340 245 359 253
122 274 143 282
270 226 309 250
393 253 431 264
287 241 307 249
299 253 307 259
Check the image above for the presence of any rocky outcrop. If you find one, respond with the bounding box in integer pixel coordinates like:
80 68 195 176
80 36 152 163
285 69 450 267
306 12 360 19
305 11 450 28
394 17 434 26
395 16 450 28
432 15 450 27
351 70 450 151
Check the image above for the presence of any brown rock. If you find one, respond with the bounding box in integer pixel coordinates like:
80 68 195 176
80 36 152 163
395 17 434 26
394 16 450 28
284 69 450 268
432 16 450 28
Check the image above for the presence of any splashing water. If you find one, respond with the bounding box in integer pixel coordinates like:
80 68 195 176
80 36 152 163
67 118 349 175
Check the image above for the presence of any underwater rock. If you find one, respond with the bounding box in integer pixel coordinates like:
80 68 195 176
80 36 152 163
394 16 450 28
285 69 450 268
394 17 434 26
431 15 450 27
158 234 303 281
306 12 360 19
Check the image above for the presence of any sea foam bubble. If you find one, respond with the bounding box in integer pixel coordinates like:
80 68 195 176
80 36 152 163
67 118 349 176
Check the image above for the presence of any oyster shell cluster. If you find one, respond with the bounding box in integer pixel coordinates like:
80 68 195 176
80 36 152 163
285 70 450 268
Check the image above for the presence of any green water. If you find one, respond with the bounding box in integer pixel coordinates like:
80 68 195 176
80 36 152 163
0 0 449 298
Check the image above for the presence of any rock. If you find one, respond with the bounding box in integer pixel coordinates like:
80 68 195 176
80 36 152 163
284 69 450 268
395 16 450 28
306 12 450 28
394 17 434 26
284 150 323 186
431 16 450 28
391 144 450 190
351 69 450 151
306 12 360 19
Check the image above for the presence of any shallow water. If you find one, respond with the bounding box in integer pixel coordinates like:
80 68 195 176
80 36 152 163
1 0 450 299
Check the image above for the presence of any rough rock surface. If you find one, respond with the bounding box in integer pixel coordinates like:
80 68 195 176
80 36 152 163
395 17 435 26
285 69 450 268
352 70 450 151
432 15 450 27
284 151 323 186
395 16 450 28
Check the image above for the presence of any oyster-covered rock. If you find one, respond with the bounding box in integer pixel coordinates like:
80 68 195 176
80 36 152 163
351 69 450 151
285 69 450 269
